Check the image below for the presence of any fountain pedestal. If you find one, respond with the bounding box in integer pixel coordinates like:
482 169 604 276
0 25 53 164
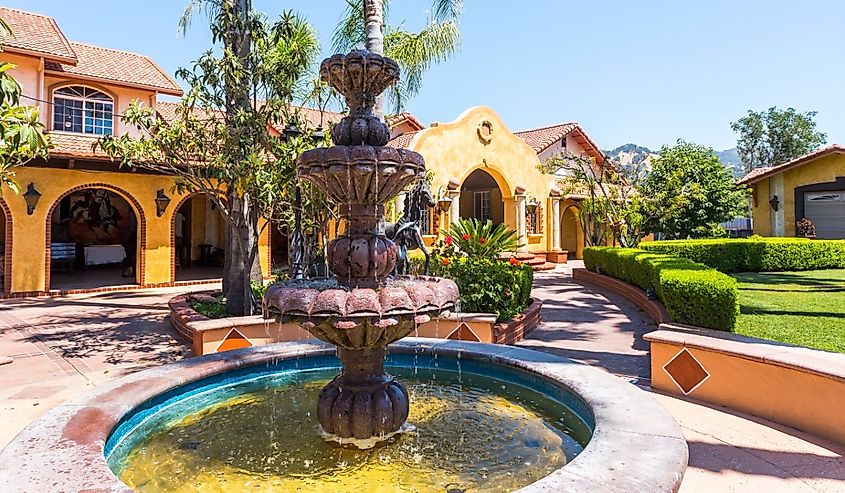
264 50 459 443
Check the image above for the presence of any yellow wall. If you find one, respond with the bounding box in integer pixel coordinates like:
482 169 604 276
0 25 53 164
751 154 845 236
408 106 559 253
2 167 271 293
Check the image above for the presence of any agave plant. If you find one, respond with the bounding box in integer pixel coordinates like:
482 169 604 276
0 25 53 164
446 218 522 258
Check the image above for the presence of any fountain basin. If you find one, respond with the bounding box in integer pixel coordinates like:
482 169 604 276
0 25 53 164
0 339 688 492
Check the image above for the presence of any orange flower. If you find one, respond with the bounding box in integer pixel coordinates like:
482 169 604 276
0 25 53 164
509 257 520 266
441 257 450 266
478 237 488 244
461 234 471 241
444 236 454 245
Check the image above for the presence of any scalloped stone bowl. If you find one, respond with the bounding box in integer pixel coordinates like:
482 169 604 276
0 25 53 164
319 51 400 109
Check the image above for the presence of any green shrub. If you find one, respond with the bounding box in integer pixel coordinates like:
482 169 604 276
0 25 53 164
445 218 522 258
584 247 739 331
430 256 533 322
640 238 845 273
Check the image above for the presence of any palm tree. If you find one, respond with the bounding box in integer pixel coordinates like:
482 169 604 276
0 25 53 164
333 0 463 115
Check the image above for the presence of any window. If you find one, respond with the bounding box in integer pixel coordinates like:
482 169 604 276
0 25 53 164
473 191 490 222
52 86 114 135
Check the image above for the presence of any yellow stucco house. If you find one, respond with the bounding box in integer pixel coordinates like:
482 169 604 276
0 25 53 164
739 144 845 239
1 6 604 297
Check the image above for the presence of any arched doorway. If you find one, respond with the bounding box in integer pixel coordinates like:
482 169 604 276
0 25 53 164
47 186 143 290
561 205 582 259
0 199 10 294
459 169 505 225
173 193 225 281
271 224 289 276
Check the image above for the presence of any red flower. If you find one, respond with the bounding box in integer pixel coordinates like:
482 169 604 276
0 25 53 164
441 257 450 266
478 237 488 244
461 234 471 241
444 236 454 245
509 257 520 266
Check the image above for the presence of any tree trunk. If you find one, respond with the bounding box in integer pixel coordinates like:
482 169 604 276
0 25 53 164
364 0 386 119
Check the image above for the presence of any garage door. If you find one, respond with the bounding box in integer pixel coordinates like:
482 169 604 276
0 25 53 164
804 191 845 239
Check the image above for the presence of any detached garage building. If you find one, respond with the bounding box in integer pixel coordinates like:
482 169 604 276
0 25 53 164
740 144 845 239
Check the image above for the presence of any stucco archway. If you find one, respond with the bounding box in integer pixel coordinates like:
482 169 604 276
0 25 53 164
170 193 226 282
45 183 146 291
459 168 508 225
561 204 584 259
0 198 11 293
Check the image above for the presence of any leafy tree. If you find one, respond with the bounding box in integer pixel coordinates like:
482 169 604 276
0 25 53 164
99 2 320 315
731 107 827 174
539 151 653 248
642 140 748 239
333 0 463 114
0 18 49 193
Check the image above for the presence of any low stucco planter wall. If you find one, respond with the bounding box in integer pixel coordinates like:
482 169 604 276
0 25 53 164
646 324 845 445
573 268 670 324
0 339 688 492
171 293 543 355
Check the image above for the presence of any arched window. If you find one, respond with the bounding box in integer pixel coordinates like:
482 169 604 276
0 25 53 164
52 86 114 135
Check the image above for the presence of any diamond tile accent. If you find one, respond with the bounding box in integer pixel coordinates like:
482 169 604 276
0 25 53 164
663 348 710 395
446 322 481 342
216 328 253 353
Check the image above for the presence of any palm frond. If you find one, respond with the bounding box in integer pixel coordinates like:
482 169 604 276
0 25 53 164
332 0 365 52
430 0 463 22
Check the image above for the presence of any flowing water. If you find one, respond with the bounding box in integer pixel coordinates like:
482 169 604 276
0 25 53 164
110 364 589 493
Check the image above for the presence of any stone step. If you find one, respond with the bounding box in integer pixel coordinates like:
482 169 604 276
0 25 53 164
523 258 547 266
531 262 557 272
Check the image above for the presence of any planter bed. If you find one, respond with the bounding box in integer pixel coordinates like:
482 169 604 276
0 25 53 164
170 292 543 355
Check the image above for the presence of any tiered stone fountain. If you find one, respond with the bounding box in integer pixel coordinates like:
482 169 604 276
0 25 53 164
264 50 459 442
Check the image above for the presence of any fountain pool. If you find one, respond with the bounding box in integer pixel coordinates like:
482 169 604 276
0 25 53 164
0 339 689 492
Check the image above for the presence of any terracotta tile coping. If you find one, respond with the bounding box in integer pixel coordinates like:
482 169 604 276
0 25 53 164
646 324 845 383
0 339 687 493
572 268 670 324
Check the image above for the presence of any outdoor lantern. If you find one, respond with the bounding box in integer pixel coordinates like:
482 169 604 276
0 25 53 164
769 195 780 211
437 195 452 213
155 189 172 217
23 182 41 215
283 123 302 141
311 126 325 141
526 197 539 215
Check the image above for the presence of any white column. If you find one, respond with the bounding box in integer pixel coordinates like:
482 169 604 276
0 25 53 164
551 197 561 251
447 189 461 228
515 193 527 252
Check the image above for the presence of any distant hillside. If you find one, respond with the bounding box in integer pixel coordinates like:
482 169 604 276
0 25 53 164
605 144 745 177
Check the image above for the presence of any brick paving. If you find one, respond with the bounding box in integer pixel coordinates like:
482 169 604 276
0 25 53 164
0 273 843 492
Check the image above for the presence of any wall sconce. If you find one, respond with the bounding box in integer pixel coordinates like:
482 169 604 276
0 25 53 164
768 195 779 212
282 123 302 141
437 196 452 213
23 182 41 215
155 189 172 217
526 197 540 215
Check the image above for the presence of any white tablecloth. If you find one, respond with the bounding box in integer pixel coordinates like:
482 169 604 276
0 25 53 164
84 245 126 266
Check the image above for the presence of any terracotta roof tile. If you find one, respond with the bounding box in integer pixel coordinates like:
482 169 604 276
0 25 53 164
45 42 182 95
48 132 110 159
514 123 578 154
0 7 76 63
386 112 424 131
387 131 420 148
737 144 845 185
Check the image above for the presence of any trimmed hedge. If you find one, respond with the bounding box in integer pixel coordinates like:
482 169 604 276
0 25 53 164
640 238 845 273
584 247 739 331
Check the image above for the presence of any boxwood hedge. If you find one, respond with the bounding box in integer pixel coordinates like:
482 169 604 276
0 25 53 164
640 238 845 273
584 247 739 331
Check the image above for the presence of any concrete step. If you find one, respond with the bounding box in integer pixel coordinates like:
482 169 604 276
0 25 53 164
531 262 557 271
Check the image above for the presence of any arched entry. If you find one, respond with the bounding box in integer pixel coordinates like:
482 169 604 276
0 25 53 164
271 224 289 275
46 185 144 291
0 199 11 293
561 205 583 258
459 168 505 225
172 193 225 282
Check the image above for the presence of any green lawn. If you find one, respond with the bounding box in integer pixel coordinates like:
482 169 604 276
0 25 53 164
733 269 845 353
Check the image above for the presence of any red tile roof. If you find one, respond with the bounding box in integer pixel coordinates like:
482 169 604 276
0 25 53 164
387 130 420 149
514 123 578 153
45 42 182 96
737 144 845 185
48 132 110 159
0 7 76 63
386 112 424 131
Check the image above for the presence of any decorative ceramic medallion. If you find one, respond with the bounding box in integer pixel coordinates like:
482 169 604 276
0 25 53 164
477 120 493 144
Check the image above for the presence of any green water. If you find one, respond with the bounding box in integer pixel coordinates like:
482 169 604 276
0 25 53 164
112 369 588 492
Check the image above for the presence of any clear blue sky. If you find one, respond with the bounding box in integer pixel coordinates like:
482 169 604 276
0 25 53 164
5 0 845 151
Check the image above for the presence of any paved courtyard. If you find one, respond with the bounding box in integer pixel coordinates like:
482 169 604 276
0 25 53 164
0 271 843 492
